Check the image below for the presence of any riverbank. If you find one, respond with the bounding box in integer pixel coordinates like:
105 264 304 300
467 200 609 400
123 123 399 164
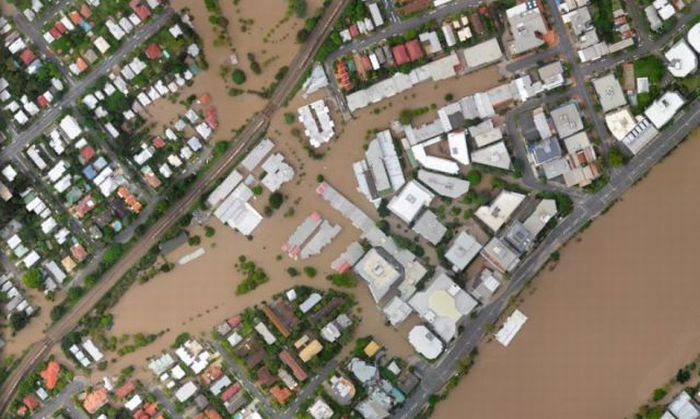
437 130 700 418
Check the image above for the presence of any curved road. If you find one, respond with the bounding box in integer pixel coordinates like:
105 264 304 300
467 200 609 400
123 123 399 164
0 0 350 413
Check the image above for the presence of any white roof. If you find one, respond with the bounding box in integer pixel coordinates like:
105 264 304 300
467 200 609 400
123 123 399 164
470 141 512 170
447 131 469 165
387 180 435 223
688 22 700 54
445 231 483 272
408 325 444 360
59 115 82 141
124 394 142 411
665 40 697 78
175 381 198 402
408 271 478 341
495 309 528 346
411 137 460 174
605 108 637 140
475 190 526 233
644 91 685 129
592 74 627 112
82 339 104 361
462 38 503 69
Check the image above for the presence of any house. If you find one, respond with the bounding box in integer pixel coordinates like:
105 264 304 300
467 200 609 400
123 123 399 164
411 210 446 245
279 350 308 381
145 43 163 60
308 398 334 419
83 388 109 414
550 102 584 139
40 361 61 390
270 385 293 404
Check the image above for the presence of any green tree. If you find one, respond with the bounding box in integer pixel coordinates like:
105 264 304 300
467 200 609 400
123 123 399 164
652 388 667 402
22 268 44 290
284 113 295 124
232 69 247 85
303 266 317 278
9 311 29 332
289 0 307 17
188 235 201 246
269 192 284 209
466 169 482 185
205 226 216 237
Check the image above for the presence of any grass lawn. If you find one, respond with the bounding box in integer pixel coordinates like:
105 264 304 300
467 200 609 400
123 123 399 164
634 56 665 84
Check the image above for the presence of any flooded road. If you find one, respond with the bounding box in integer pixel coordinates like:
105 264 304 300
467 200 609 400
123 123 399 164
438 131 700 419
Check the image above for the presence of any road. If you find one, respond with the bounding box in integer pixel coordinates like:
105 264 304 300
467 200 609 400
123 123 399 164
31 376 87 419
394 99 700 418
0 9 176 163
281 360 338 419
0 0 350 414
150 386 183 419
212 341 276 417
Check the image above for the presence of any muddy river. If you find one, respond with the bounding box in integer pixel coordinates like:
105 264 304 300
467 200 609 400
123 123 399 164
438 131 700 418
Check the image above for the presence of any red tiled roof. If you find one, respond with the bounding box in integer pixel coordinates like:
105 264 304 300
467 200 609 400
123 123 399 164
23 395 39 411
405 39 424 62
204 409 223 419
152 136 166 149
144 402 159 416
270 385 292 404
118 187 143 214
145 43 163 60
80 146 96 164
83 388 108 414
392 44 410 66
349 24 359 38
37 95 50 109
55 22 68 34
76 57 89 72
19 49 37 66
220 383 242 402
69 11 83 25
72 195 95 219
80 4 92 18
361 55 372 72
279 350 308 382
116 381 136 399
144 172 162 189
129 0 152 21
227 316 241 328
49 28 62 39
40 361 61 390
71 243 87 262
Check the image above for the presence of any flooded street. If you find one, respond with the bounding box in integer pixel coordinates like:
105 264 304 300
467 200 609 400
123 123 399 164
438 131 700 419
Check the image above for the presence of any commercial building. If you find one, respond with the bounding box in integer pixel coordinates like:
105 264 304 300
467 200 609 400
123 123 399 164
495 309 528 347
410 136 460 174
475 190 526 233
592 74 627 112
619 117 659 155
522 199 557 237
481 237 520 273
444 231 483 272
505 2 548 55
470 141 512 170
689 22 700 54
354 130 406 205
416 169 470 199
354 247 403 303
666 391 700 419
408 325 444 360
298 99 335 148
665 40 697 78
604 107 637 140
411 210 447 245
387 180 435 223
408 271 478 342
644 91 685 129
550 102 584 139
462 38 503 69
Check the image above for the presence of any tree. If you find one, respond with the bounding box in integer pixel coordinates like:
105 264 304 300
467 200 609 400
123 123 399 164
188 235 201 246
316 174 325 182
269 192 284 209
607 146 629 167
652 388 667 402
22 268 44 290
290 0 307 17
327 273 358 288
252 185 264 196
9 311 29 332
287 267 299 277
466 169 482 185
232 69 247 85
676 368 691 384
204 226 216 237
284 113 295 125
303 266 317 278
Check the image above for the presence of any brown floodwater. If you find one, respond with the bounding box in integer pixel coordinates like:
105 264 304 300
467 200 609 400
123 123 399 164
438 131 700 419
96 67 504 380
